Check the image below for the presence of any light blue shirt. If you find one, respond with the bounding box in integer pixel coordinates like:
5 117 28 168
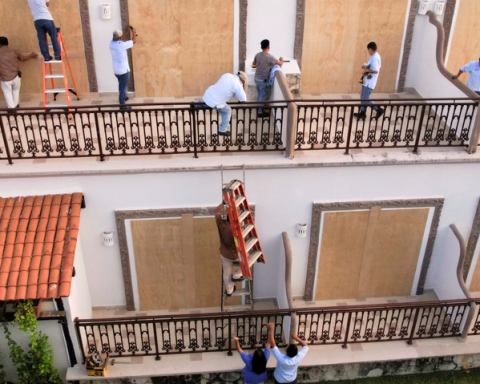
109 40 134 75
363 52 381 90
461 61 480 92
272 346 309 383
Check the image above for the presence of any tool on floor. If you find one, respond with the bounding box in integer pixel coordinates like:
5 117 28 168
43 28 79 112
221 178 266 312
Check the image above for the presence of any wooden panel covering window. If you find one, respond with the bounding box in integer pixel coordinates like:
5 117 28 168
315 207 429 301
0 0 89 97
129 0 234 97
301 0 408 94
469 256 480 292
131 215 240 311
446 0 480 86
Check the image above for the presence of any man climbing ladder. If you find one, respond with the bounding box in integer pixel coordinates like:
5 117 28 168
27 0 61 62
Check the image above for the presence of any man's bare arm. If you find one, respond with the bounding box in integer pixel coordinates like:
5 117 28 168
19 53 38 61
290 332 308 347
233 337 243 354
214 203 224 216
46 0 50 7
275 57 284 66
267 323 276 348
452 70 464 80
131 27 137 45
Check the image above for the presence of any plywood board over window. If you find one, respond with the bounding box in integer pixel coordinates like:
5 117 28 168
446 0 480 85
301 0 409 94
129 0 234 97
0 0 89 96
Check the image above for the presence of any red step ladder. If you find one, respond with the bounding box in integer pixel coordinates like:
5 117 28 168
222 180 266 280
43 28 79 111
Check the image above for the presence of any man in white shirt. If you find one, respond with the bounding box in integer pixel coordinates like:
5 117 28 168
452 58 480 95
202 72 247 136
267 323 309 384
354 42 384 120
27 0 61 62
109 28 137 109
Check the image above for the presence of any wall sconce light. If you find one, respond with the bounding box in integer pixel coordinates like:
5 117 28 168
103 231 114 246
296 223 307 238
418 0 429 15
101 4 111 20
434 0 446 16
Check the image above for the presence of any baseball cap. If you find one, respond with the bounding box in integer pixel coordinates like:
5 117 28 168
113 30 123 40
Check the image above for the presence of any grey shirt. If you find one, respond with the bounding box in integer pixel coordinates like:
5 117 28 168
253 52 278 81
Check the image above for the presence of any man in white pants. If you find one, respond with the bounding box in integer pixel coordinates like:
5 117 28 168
215 202 244 295
0 37 37 109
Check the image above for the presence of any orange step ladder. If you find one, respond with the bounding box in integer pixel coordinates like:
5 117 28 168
43 28 79 111
222 180 266 280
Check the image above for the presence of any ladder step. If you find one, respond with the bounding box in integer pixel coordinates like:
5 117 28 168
239 210 250 223
45 104 69 108
46 60 62 64
45 88 66 94
235 196 246 207
226 288 251 297
242 224 254 238
224 180 242 192
224 304 252 312
248 251 263 267
245 237 258 253
45 74 65 79
48 44 53 48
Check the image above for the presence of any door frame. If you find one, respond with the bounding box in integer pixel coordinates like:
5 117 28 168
304 198 444 301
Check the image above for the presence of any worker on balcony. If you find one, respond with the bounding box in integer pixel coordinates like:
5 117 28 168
354 42 384 120
253 40 284 117
452 58 480 95
203 72 247 137
215 202 244 296
0 37 37 110
27 0 61 62
232 334 271 384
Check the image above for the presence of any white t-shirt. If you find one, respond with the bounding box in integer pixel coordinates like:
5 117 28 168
363 52 381 90
272 346 309 383
109 40 134 75
203 74 247 109
27 0 54 21
461 61 480 92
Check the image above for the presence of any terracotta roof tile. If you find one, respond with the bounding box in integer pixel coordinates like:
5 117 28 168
0 193 82 301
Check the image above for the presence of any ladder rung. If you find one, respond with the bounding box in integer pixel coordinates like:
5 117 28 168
245 237 258 253
45 104 69 108
48 44 53 48
227 288 251 297
224 304 252 312
46 60 62 64
224 180 242 192
248 251 263 267
238 210 250 223
235 196 246 207
45 74 65 79
45 88 66 94
242 224 254 238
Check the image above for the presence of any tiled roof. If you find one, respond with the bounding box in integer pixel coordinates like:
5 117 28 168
0 193 82 301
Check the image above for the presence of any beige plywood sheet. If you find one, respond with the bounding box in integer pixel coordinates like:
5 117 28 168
315 211 370 300
446 0 480 86
470 261 480 292
357 207 429 299
302 0 408 94
129 0 234 97
0 0 89 97
131 218 186 311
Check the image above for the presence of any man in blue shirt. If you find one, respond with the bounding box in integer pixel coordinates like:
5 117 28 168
267 323 309 384
452 58 480 95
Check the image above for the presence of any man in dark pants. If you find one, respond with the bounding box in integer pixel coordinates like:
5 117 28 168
109 28 137 109
27 0 61 62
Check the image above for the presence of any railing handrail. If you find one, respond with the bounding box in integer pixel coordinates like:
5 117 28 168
1 97 478 113
76 298 479 324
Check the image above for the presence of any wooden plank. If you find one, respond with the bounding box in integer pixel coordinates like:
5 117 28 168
446 0 480 86
181 214 196 308
470 261 480 292
301 0 408 94
315 211 370 300
357 208 430 299
0 0 89 97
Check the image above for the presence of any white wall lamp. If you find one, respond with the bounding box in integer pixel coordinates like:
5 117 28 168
418 0 429 15
434 0 446 16
103 231 114 246
296 223 307 238
101 4 111 20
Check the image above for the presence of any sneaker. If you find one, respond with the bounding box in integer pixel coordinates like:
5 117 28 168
120 106 132 110
353 111 366 120
260 111 270 118
376 108 385 118
232 276 245 282
218 131 231 136
44 56 53 62
225 285 236 297
125 97 129 102
15 104 19 108
55 56 61 61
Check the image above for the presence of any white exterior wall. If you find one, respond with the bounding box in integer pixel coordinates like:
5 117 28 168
88 0 123 93
0 160 477 307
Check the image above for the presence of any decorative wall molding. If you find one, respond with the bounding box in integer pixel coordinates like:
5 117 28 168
78 0 98 92
239 0 248 72
443 0 457 62
293 0 306 69
465 198 480 280
304 198 444 302
397 0 419 92
119 0 134 92
116 206 255 311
